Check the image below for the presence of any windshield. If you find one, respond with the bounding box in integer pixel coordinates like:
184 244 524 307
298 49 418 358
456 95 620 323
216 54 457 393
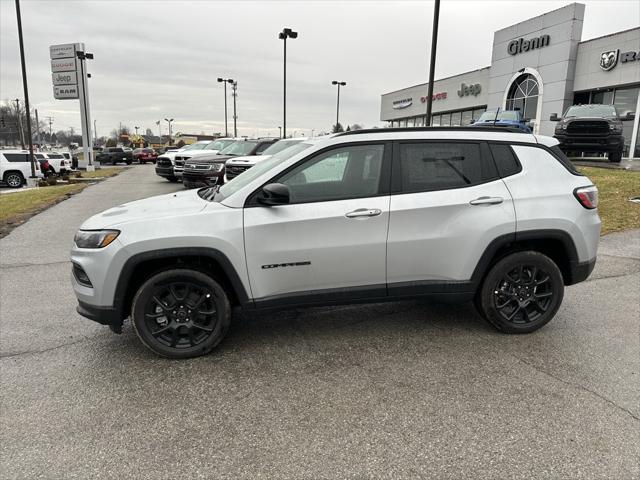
564 104 618 118
260 139 303 156
218 141 257 156
184 142 208 151
47 153 64 159
205 139 235 151
477 110 519 122
202 142 313 202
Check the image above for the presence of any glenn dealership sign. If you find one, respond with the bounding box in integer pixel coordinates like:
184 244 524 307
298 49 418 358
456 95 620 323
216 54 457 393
508 34 550 55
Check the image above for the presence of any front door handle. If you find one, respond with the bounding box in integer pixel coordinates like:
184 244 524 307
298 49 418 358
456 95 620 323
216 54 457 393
469 196 503 206
345 208 382 218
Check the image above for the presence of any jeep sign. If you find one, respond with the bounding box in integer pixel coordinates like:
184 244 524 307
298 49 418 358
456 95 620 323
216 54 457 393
52 71 77 86
457 83 482 97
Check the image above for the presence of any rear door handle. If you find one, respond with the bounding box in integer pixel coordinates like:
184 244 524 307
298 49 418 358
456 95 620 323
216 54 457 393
345 208 382 218
469 196 503 206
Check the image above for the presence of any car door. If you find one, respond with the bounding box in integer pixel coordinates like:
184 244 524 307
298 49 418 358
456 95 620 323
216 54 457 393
243 142 391 305
386 140 516 294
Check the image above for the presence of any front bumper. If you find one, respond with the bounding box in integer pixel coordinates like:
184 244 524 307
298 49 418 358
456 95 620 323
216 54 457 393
555 134 624 152
182 170 224 188
155 166 175 178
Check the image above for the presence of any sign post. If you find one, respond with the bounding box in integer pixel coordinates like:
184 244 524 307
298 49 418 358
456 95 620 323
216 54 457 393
49 43 94 171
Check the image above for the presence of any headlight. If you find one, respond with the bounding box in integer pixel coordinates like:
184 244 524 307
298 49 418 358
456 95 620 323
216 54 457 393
610 123 622 133
212 163 224 172
74 229 120 248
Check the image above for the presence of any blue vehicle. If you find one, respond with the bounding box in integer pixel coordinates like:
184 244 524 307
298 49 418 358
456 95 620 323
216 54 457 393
472 108 533 133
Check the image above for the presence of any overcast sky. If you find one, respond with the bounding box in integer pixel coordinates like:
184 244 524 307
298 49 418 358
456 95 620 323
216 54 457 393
1 0 638 138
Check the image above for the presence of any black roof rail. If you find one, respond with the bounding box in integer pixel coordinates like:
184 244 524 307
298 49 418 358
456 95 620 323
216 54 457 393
336 126 528 136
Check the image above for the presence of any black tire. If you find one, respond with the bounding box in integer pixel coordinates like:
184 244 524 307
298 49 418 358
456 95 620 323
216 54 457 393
48 167 56 177
125 160 132 165
167 176 179 183
608 150 622 163
475 251 564 334
3 171 24 188
131 269 231 359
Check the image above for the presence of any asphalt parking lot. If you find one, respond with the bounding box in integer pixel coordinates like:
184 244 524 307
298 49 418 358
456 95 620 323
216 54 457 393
1 165 639 479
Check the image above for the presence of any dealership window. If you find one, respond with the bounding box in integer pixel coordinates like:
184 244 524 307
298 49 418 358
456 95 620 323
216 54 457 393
432 115 441 126
506 73 539 120
461 110 473 126
450 111 462 126
573 85 640 157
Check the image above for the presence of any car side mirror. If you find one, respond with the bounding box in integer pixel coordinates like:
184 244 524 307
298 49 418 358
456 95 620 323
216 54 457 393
549 113 559 122
257 183 290 206
469 119 475 124
620 112 635 121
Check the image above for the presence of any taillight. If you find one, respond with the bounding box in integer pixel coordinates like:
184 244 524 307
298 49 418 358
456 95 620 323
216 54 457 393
574 185 598 209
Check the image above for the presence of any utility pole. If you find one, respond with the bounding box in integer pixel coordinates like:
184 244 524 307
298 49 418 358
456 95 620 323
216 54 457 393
14 99 25 149
14 0 35 178
45 116 53 144
156 120 161 142
35 108 40 147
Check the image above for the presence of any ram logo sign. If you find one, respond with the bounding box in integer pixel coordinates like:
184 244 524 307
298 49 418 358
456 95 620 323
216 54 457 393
600 50 619 71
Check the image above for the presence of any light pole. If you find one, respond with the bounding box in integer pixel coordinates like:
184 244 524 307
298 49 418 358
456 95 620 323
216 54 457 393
156 120 161 142
164 118 173 144
331 81 346 130
217 77 234 137
279 27 298 139
94 119 97 145
231 81 238 137
425 0 441 126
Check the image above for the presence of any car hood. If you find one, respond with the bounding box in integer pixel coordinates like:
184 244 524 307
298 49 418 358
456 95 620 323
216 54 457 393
158 149 185 161
180 149 221 158
80 189 210 229
226 154 271 165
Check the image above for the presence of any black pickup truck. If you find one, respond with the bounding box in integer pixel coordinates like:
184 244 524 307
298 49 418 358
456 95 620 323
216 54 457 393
550 104 634 163
96 147 133 165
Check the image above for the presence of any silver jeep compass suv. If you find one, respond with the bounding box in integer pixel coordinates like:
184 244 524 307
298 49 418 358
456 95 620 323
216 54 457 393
71 128 600 358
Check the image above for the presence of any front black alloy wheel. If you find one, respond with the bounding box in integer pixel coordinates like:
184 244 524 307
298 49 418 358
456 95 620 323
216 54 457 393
132 269 231 358
476 251 564 333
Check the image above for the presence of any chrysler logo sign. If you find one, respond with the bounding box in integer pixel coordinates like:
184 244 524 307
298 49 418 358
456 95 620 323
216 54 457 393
600 49 639 71
508 34 550 55
392 98 412 109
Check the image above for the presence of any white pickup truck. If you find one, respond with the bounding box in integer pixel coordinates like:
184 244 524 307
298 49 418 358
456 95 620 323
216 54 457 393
35 152 74 175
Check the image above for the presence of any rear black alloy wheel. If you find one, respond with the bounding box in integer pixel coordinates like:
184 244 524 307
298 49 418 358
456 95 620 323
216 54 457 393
477 251 564 333
4 172 24 188
132 269 231 358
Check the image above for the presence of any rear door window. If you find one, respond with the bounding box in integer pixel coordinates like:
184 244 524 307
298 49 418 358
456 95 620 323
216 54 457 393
396 142 498 193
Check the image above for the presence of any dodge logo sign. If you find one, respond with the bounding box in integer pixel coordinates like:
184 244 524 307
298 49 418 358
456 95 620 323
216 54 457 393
600 50 619 71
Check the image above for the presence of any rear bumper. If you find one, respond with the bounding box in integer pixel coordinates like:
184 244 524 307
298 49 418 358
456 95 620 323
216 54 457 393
566 257 596 286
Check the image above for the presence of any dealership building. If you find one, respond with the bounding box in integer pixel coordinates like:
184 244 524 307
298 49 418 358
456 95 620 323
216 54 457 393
380 3 640 158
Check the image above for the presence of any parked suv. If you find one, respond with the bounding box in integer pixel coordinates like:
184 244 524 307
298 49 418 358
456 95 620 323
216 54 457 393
1 150 43 187
155 140 211 182
71 128 600 358
225 137 307 181
173 138 237 179
182 138 277 188
550 104 634 163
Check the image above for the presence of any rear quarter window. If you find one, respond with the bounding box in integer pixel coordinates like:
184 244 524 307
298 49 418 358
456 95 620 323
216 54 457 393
3 153 29 163
489 143 522 178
